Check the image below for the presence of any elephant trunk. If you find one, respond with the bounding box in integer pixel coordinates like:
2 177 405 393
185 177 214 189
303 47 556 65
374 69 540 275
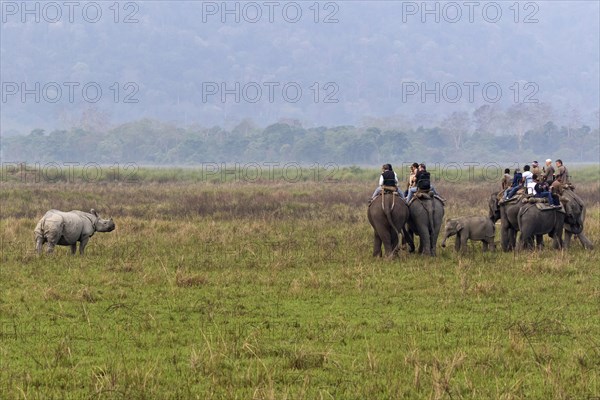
441 230 453 248
489 194 500 222
565 206 584 234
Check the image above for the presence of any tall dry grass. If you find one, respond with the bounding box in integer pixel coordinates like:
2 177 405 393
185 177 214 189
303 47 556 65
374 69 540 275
2 180 597 220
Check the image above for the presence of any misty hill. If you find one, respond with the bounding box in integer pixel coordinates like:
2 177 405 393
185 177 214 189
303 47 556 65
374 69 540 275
1 1 599 134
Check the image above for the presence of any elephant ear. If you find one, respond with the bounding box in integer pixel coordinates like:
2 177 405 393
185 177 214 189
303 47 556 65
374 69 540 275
456 222 463 232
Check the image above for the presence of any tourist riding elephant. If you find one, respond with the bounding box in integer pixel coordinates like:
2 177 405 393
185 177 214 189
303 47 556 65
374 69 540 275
517 203 571 250
441 216 496 253
368 191 414 257
407 194 445 256
558 189 591 249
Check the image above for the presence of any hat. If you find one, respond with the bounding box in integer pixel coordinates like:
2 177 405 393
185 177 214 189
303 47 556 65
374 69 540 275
546 159 552 163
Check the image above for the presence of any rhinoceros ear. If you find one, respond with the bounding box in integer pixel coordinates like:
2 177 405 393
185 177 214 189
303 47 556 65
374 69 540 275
91 209 98 217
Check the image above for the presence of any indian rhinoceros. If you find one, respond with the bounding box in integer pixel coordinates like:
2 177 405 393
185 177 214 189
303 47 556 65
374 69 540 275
34 209 115 254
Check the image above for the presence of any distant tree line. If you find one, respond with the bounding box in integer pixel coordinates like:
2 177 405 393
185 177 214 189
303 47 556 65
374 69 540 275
2 106 599 165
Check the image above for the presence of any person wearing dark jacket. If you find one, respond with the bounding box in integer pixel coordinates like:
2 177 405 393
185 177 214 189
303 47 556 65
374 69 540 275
534 179 558 206
371 163 405 201
504 168 523 199
406 163 439 202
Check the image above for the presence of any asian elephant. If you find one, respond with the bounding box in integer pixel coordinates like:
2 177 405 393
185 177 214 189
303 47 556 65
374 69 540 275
368 192 414 257
35 209 115 254
558 189 592 249
407 195 445 256
488 191 540 251
441 216 496 253
517 203 566 250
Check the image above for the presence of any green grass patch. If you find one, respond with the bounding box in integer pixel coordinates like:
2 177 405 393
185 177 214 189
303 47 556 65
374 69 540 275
1 179 599 399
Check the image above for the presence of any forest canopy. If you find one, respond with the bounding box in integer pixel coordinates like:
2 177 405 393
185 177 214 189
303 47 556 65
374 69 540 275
2 104 598 165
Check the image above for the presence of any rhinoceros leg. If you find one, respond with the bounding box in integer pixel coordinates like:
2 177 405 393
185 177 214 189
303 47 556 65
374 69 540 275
70 244 77 255
45 231 61 254
46 243 55 254
79 236 90 255
36 237 44 254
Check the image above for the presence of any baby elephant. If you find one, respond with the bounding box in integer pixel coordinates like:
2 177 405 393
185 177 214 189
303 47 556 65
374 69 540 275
441 216 496 252
35 209 115 255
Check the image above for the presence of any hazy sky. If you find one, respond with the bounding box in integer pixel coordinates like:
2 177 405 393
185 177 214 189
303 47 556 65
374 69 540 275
1 1 599 132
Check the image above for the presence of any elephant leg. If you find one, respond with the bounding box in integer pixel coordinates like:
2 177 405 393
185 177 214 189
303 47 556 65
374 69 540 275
509 229 517 250
411 225 429 255
415 232 423 254
373 232 383 257
516 231 529 252
431 223 442 257
402 227 415 253
555 229 563 250
430 237 436 256
459 233 468 254
552 235 562 250
391 232 400 256
501 225 511 251
535 235 544 250
454 233 461 252
563 231 572 249
421 232 432 256
379 230 395 257
403 228 415 253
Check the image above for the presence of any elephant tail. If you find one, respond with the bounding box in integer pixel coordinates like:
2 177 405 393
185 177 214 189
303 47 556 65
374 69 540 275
517 205 526 231
427 200 435 238
383 204 398 240
383 197 404 254
401 225 415 252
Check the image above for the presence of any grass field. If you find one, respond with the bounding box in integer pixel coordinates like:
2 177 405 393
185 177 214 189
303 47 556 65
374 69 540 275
1 166 599 399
